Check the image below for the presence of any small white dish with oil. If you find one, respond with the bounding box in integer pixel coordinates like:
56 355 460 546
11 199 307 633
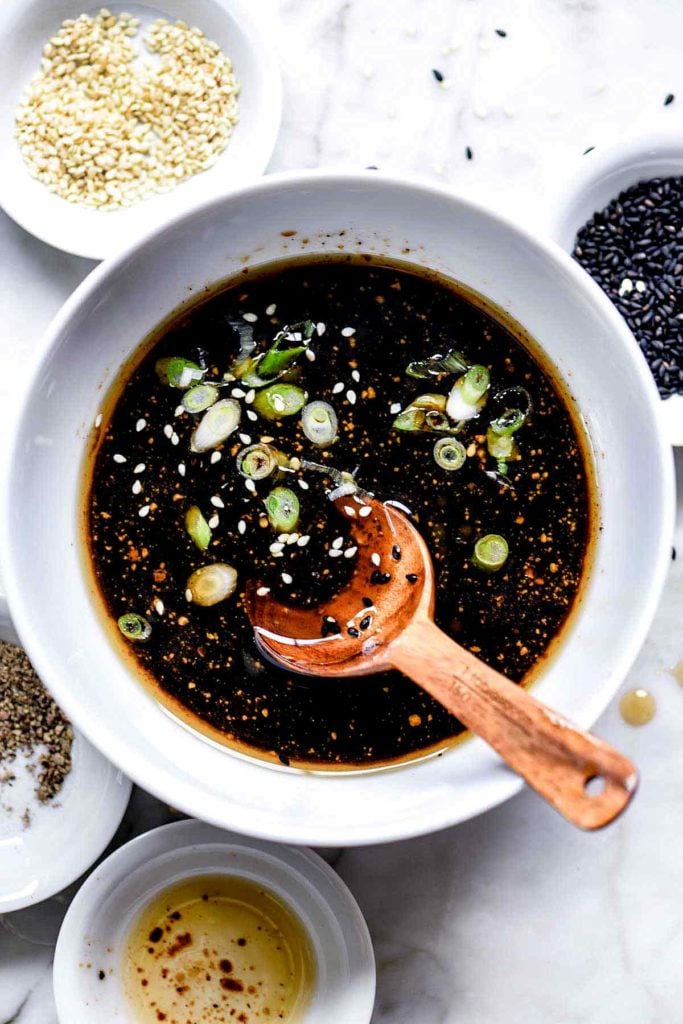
53 818 376 1024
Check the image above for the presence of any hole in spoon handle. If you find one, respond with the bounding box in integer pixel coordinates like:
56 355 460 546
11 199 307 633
390 619 639 830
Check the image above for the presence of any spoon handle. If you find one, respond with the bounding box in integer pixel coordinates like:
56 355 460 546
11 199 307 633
390 618 638 830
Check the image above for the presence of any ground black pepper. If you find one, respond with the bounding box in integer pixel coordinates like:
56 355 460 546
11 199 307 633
0 641 73 813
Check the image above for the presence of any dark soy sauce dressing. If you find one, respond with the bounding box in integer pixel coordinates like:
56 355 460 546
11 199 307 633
86 257 592 769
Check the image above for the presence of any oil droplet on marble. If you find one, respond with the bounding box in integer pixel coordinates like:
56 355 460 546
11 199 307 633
619 688 656 726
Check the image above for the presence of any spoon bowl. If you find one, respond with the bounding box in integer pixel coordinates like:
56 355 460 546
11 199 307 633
248 494 639 831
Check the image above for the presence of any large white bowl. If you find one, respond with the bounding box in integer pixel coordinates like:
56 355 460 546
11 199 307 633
0 172 675 845
0 0 282 260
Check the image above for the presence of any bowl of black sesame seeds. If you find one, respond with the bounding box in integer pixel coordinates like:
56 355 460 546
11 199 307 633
547 131 683 445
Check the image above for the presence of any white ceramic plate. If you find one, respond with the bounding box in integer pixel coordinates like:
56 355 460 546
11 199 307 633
0 728 131 913
0 0 282 260
546 130 683 447
54 819 376 1024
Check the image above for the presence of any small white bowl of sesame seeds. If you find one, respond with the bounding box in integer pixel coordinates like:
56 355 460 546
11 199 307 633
0 0 282 260
546 130 683 447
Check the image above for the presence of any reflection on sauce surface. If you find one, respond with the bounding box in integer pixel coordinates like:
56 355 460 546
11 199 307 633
123 874 316 1024
86 257 593 768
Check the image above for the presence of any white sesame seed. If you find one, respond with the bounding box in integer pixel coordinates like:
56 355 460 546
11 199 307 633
171 432 179 446
635 280 646 293
208 514 219 529
231 387 246 399
261 436 275 444
245 478 256 493
316 322 326 336
163 424 173 438
305 349 316 362
344 546 358 558
245 389 255 404
270 542 285 554
344 505 356 516
210 450 222 464
94 413 103 428
113 453 127 464
272 395 286 412
132 480 142 495
273 551 283 558
265 303 277 316
341 326 356 337
390 402 402 414
619 278 634 296
281 572 293 584
243 312 258 323
134 463 146 474
136 418 146 432
371 553 381 566
138 505 150 518
277 533 289 542
332 536 344 549
185 588 193 602
297 535 310 546
286 533 299 545
178 462 186 477
351 369 360 383
256 586 271 596
247 410 258 421
332 382 344 394
210 495 224 508
237 519 246 535
346 390 357 405
359 505 372 517
239 433 252 445
154 598 164 616
298 479 309 491
329 548 343 558
175 405 185 417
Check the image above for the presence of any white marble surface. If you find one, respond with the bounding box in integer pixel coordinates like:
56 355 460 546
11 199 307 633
1 0 682 1021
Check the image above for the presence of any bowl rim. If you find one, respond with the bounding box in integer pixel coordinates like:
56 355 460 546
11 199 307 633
0 170 676 844
0 0 283 260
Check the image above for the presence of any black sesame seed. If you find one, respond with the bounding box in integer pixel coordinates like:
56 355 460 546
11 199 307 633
572 175 683 397
673 547 677 561
406 573 419 583
321 616 341 637
391 545 402 561
278 751 290 766
348 626 360 638
362 596 373 607
370 569 392 585
432 68 444 82
664 93 675 106
359 615 372 631
465 146 473 161
495 28 507 37
582 146 595 155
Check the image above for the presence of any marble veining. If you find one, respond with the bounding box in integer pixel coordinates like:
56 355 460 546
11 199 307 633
1 1 682 1021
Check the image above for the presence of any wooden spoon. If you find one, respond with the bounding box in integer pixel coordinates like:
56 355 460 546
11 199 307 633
246 494 638 830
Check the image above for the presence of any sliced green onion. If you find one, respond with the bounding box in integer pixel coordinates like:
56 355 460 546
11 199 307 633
253 384 306 421
486 427 517 461
237 443 282 480
185 506 212 550
302 401 338 445
472 534 509 572
265 486 300 532
446 365 490 421
117 612 152 643
232 321 315 385
410 393 447 411
186 563 238 606
406 348 468 379
190 398 241 452
155 357 204 389
393 407 425 432
490 407 525 436
434 437 466 471
182 383 219 413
